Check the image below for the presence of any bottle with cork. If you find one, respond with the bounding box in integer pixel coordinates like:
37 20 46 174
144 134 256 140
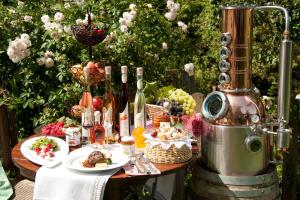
132 67 146 149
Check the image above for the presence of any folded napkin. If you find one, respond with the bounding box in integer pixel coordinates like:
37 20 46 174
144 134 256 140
33 164 119 200
0 161 13 200
122 162 160 176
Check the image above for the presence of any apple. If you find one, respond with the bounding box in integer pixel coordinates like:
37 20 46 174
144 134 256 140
92 96 103 110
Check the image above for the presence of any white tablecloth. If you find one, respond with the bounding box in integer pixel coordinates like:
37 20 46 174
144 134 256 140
33 163 119 200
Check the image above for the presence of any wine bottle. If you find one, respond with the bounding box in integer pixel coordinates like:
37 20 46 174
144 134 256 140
134 67 146 128
92 111 105 144
102 66 116 143
118 66 130 138
81 66 94 146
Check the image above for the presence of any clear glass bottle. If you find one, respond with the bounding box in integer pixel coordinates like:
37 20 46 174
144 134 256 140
92 111 105 144
102 66 116 143
81 67 94 146
118 66 130 139
133 67 146 148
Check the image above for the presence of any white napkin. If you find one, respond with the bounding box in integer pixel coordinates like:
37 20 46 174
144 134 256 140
33 164 119 200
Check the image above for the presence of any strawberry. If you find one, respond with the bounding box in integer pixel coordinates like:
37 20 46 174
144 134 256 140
48 152 55 157
151 131 158 138
44 147 50 153
35 147 41 154
47 143 53 149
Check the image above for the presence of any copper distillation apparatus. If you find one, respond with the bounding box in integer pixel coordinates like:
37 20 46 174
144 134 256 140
190 5 292 199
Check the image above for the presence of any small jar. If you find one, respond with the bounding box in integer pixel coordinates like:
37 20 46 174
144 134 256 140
121 136 135 156
65 127 81 147
153 116 161 128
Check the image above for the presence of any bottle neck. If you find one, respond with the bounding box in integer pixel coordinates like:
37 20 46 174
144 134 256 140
136 75 143 92
105 74 112 94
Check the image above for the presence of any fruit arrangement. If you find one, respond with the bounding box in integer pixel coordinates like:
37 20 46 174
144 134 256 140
149 126 188 141
70 61 105 86
41 122 65 137
168 89 196 115
30 137 58 160
71 25 106 46
155 89 196 116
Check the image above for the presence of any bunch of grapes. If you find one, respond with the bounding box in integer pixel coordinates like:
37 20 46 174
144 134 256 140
41 122 65 137
156 99 183 116
168 89 196 115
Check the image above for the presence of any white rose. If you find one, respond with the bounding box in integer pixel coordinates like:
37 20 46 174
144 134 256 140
147 4 152 8
75 0 85 6
172 3 180 12
164 12 176 21
45 58 54 68
63 26 72 34
184 63 194 76
15 41 27 51
44 51 54 58
54 12 64 22
129 3 136 10
41 15 50 23
20 33 30 41
120 25 128 33
181 24 188 33
119 18 127 25
167 0 174 9
122 12 132 21
162 42 168 50
23 16 33 22
177 21 185 27
36 57 45 66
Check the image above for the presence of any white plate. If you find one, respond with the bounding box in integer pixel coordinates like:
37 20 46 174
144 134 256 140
63 147 129 172
21 136 69 168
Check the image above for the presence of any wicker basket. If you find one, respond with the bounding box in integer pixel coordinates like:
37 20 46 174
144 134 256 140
146 143 192 164
146 104 168 121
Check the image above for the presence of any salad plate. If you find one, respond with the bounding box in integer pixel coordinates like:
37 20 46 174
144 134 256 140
63 147 129 172
21 136 69 168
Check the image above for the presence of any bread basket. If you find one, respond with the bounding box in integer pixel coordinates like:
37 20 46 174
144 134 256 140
146 143 192 164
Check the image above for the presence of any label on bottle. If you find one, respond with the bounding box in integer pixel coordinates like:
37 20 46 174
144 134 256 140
103 107 113 137
137 80 143 90
104 122 112 136
122 74 127 83
119 103 129 137
134 111 145 128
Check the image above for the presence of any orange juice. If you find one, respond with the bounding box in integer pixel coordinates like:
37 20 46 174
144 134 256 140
132 127 145 148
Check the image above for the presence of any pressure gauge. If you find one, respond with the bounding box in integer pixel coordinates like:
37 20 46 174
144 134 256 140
250 114 260 124
202 91 229 120
219 60 230 72
219 46 231 59
220 32 232 46
218 73 231 85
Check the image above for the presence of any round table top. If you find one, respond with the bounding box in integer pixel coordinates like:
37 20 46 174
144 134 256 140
12 134 198 184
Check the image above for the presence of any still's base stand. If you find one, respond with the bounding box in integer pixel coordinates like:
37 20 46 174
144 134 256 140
189 161 280 200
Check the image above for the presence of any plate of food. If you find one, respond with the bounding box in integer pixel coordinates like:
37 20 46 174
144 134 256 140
63 148 129 172
21 136 69 168
144 126 191 142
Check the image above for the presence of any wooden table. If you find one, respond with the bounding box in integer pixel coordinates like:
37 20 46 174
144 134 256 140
12 134 198 199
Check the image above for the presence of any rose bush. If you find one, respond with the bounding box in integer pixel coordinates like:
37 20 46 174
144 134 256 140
0 0 299 137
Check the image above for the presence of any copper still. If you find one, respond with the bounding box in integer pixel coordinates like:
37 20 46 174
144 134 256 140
201 5 292 176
